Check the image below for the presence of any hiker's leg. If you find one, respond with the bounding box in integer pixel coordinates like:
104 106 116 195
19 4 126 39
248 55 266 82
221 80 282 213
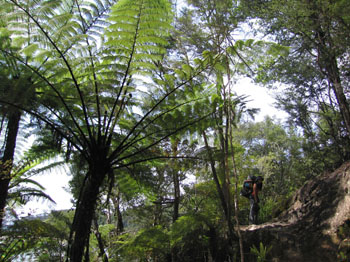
249 198 255 224
253 203 259 224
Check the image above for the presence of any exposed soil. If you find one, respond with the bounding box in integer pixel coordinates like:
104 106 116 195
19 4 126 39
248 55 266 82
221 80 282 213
239 161 350 262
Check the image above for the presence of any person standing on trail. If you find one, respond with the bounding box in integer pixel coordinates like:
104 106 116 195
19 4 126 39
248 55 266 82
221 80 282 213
249 175 264 225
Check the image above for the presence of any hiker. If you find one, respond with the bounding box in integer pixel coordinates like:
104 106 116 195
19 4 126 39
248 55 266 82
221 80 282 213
241 175 264 224
249 175 263 224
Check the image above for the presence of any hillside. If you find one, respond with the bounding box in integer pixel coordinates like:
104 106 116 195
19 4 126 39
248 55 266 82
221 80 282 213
240 161 350 262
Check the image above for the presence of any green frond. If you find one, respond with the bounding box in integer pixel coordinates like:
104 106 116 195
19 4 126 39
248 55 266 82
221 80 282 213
11 36 28 49
105 0 173 76
20 43 38 57
130 61 157 72
50 20 78 37
76 0 114 39
36 0 63 16
25 160 66 177
7 187 56 205
9 178 45 190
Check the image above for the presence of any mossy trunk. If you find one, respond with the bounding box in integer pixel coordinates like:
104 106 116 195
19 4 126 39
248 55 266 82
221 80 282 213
68 167 107 262
0 110 21 229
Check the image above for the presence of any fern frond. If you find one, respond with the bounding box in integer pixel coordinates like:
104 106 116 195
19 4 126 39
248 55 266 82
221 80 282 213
75 0 114 39
9 177 44 189
105 0 173 76
7 187 56 205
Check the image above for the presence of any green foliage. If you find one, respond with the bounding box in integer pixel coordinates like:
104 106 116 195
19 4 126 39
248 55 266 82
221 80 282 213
250 242 272 262
338 251 348 262
240 0 350 163
0 210 72 262
170 214 207 246
170 214 212 261
336 220 350 262
0 236 29 262
116 226 170 261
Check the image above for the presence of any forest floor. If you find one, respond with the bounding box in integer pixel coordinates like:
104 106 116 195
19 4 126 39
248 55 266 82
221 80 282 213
239 161 350 262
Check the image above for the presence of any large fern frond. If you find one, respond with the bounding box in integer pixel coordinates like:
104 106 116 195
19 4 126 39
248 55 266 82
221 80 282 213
105 0 172 76
7 186 55 205
101 0 173 135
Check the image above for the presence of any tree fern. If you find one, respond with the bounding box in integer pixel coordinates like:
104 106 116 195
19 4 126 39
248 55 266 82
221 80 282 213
0 0 218 260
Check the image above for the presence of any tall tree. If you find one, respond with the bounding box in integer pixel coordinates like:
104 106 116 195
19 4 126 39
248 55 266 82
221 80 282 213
0 34 37 228
0 0 71 228
241 0 350 139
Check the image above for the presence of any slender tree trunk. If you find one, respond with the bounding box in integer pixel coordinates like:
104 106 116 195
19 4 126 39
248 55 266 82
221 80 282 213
153 170 163 226
172 171 180 223
171 140 180 223
202 131 228 219
229 130 244 262
113 191 124 234
68 167 107 262
153 197 162 226
312 8 350 138
93 217 109 262
208 225 218 261
202 131 236 247
171 140 180 262
223 104 232 235
327 62 350 138
0 110 21 229
226 58 245 262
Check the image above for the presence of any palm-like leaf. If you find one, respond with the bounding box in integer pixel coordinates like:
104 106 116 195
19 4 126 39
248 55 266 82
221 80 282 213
5 151 65 208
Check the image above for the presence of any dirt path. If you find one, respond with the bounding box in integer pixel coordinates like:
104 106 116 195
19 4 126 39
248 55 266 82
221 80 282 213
238 221 291 232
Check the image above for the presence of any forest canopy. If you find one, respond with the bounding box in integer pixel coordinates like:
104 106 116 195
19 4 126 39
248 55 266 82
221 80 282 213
0 0 349 261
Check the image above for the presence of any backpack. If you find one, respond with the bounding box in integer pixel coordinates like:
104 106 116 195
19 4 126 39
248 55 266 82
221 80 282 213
240 175 263 198
240 176 256 198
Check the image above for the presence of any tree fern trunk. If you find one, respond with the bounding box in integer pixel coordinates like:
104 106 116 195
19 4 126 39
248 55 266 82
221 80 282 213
68 167 107 262
0 110 21 229
93 217 109 262
114 191 124 234
172 173 180 222
171 140 180 223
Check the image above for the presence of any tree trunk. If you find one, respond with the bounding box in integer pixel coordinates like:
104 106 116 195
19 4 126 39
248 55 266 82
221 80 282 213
229 129 245 262
172 171 180 223
112 190 124 234
171 140 180 223
93 218 109 262
312 7 350 138
171 140 180 262
68 168 107 262
0 110 21 229
327 63 350 138
202 131 237 246
202 131 228 221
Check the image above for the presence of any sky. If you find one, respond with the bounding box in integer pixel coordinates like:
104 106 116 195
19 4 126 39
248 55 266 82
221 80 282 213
235 78 287 122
